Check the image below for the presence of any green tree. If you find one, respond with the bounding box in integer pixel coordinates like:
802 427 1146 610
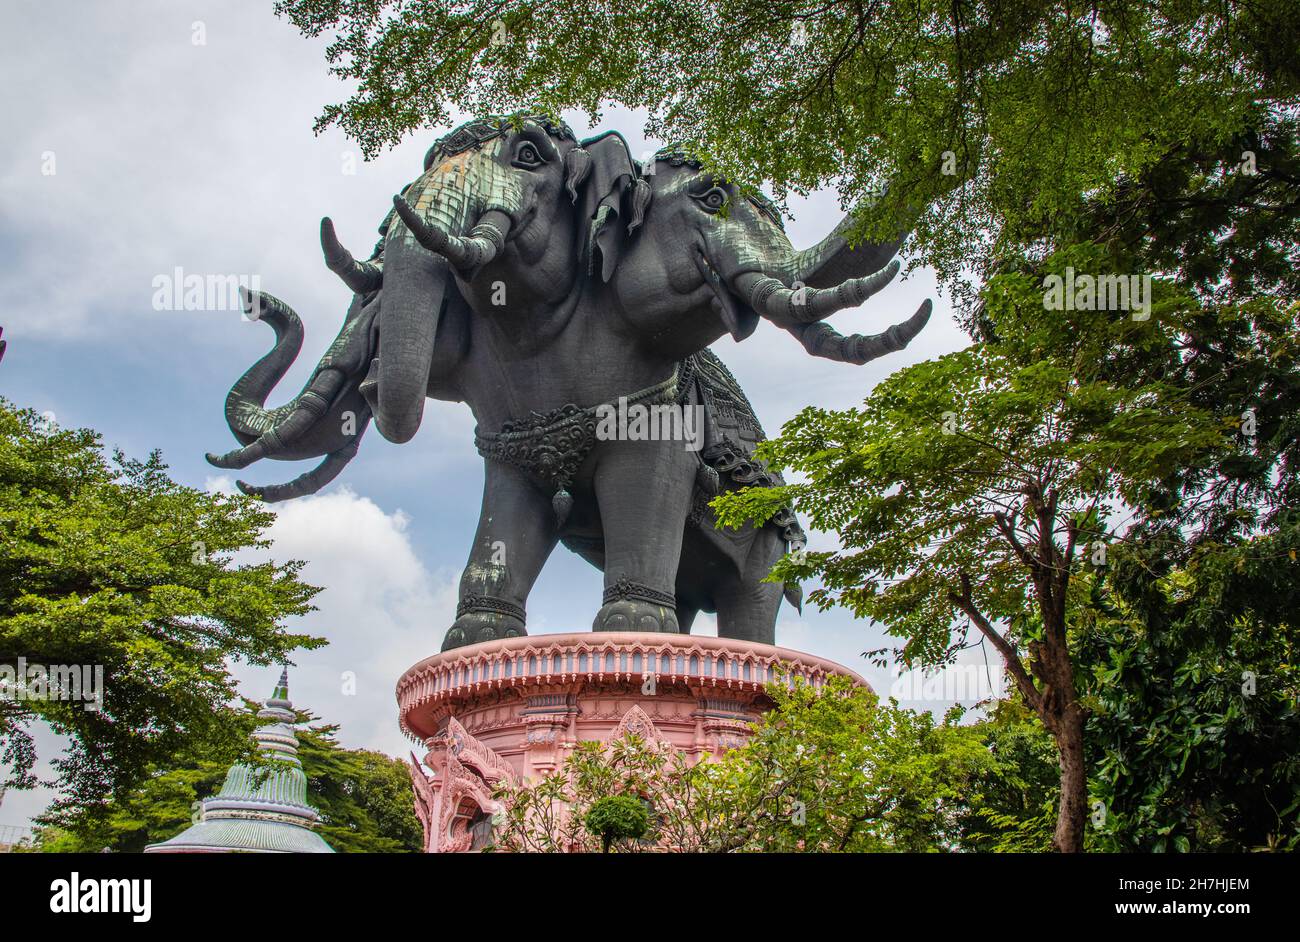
713 250 1232 850
704 676 991 851
30 758 235 853
1050 159 1300 850
273 0 1298 310
957 699 1060 852
1080 532 1300 852
295 719 425 853
494 676 991 852
28 710 423 853
1049 115 1299 316
0 401 323 827
584 794 650 853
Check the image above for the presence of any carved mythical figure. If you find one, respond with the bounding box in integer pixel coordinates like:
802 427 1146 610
207 116 929 649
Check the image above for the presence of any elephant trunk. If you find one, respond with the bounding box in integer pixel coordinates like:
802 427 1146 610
777 214 904 289
731 262 901 324
221 288 306 443
787 300 932 363
708 203 931 363
369 230 447 443
208 286 378 472
368 160 515 444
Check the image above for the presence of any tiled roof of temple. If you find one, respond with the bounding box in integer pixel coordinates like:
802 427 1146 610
145 669 334 854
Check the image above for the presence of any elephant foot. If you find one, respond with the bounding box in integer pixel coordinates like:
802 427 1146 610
592 600 680 634
440 611 526 651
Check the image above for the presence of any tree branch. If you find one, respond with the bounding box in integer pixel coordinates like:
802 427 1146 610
947 570 1041 711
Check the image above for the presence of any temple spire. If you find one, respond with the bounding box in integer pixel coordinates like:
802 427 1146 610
271 666 289 703
145 667 333 853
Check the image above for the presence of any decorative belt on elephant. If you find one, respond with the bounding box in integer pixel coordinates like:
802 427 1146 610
474 368 680 525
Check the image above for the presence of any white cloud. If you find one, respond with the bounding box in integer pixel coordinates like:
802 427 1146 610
0 1 432 352
203 474 237 496
230 487 458 757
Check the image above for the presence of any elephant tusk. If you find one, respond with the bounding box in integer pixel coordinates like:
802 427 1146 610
391 197 510 273
321 218 383 294
733 261 900 324
789 299 932 364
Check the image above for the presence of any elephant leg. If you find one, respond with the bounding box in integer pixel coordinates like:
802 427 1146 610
713 530 787 645
676 605 699 634
591 439 697 633
714 577 782 645
441 461 558 651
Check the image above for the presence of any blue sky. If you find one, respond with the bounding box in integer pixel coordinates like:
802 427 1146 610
0 1 984 830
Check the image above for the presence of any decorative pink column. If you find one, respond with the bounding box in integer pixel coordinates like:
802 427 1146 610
398 632 869 852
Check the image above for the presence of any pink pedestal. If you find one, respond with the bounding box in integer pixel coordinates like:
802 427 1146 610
399 632 868 852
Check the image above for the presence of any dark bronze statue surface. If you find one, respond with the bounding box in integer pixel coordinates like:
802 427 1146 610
208 115 930 649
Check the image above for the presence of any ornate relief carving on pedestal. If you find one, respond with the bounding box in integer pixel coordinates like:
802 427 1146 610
611 704 668 745
414 717 519 853
445 716 516 785
696 693 763 753
438 750 500 853
408 751 438 853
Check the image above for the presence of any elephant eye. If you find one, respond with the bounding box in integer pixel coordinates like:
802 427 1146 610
513 141 544 168
694 187 730 213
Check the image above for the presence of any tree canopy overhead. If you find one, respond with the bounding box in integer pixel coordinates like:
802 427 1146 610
274 0 1299 307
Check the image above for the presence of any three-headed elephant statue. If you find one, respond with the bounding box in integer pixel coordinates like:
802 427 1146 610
208 115 929 649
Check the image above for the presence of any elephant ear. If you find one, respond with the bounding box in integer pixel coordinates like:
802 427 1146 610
575 132 640 282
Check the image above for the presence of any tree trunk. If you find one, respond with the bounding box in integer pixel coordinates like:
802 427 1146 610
1052 702 1087 853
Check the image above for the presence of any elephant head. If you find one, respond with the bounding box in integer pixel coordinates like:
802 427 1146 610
208 114 608 497
607 151 931 362
366 114 613 440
